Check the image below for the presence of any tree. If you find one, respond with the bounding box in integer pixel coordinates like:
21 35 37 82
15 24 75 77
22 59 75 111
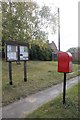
2 2 58 43
1 1 58 60
67 47 78 54
2 2 35 42
39 5 58 34
67 47 80 63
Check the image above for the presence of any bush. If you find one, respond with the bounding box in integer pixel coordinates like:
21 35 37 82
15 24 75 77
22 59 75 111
29 44 53 61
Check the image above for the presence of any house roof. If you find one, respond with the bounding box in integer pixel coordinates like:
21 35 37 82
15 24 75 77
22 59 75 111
48 41 58 54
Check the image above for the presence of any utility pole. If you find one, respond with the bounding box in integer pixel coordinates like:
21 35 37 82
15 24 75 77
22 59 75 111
58 8 66 104
58 8 60 51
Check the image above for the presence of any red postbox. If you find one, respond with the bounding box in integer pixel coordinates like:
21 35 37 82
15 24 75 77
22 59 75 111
58 52 73 73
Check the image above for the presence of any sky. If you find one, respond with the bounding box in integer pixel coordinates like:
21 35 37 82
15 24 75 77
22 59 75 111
35 0 78 51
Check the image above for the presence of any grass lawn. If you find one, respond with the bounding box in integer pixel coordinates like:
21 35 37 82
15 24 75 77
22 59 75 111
26 84 79 118
2 60 79 106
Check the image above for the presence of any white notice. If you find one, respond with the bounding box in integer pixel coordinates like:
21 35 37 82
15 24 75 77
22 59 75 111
20 46 24 52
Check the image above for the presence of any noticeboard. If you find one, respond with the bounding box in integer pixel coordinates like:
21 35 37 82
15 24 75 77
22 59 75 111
7 45 18 61
20 46 28 61
5 42 29 62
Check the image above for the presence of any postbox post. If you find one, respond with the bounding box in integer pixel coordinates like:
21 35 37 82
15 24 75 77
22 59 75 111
63 73 66 104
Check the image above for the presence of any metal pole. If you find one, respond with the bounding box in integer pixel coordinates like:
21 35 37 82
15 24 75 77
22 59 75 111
58 8 60 51
9 61 13 85
24 61 27 82
63 73 66 104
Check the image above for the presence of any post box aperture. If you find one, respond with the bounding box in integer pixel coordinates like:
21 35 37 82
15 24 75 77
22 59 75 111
58 52 73 73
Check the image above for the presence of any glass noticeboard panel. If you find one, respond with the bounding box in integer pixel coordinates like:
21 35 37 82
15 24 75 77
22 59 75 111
6 42 29 62
20 46 28 60
7 45 18 61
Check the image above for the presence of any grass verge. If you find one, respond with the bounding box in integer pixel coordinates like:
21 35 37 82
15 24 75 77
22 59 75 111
26 84 79 118
2 60 79 106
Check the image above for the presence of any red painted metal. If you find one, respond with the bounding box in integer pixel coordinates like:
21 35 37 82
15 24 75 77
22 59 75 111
58 52 73 73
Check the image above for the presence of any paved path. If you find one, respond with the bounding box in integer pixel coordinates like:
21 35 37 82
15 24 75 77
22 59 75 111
2 76 79 118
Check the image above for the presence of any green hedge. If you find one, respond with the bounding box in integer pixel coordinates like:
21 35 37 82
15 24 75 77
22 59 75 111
29 44 53 61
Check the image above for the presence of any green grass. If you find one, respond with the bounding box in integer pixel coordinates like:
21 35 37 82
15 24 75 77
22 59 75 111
2 60 79 106
26 84 79 118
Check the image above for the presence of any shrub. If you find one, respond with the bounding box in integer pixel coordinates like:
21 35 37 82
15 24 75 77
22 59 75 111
29 44 53 61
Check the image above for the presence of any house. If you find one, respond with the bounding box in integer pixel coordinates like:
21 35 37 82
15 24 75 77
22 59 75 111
47 40 58 60
49 41 58 54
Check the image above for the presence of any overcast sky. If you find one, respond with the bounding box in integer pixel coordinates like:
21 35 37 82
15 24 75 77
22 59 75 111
35 0 78 51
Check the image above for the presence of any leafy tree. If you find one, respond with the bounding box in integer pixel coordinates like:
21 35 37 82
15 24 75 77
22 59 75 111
2 2 37 42
67 47 80 63
39 5 58 34
2 1 58 42
1 1 58 60
67 47 78 54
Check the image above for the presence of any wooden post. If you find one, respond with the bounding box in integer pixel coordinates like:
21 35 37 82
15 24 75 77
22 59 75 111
24 61 27 82
9 61 13 85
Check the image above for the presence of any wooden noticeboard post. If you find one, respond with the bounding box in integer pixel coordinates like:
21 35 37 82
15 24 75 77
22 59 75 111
5 41 29 85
